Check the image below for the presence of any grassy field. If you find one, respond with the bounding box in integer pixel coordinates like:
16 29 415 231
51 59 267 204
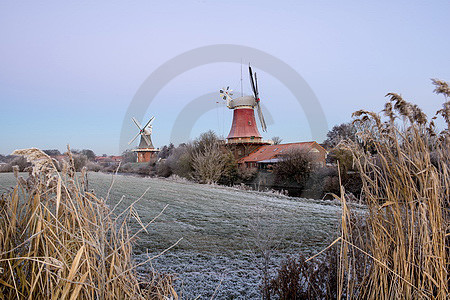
0 171 347 299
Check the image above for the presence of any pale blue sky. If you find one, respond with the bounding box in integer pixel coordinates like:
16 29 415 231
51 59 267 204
1 0 449 155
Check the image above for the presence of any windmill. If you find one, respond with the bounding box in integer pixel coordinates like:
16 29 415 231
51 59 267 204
220 64 268 144
129 116 159 162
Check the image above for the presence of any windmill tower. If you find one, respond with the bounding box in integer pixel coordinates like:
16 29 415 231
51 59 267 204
129 116 160 163
220 65 271 159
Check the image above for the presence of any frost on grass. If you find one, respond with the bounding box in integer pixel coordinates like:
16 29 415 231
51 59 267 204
0 171 343 299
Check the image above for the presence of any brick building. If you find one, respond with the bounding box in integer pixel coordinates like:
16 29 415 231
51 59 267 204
238 141 327 169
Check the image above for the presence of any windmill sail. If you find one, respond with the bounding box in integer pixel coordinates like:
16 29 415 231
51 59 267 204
256 103 267 132
129 116 156 149
249 64 267 132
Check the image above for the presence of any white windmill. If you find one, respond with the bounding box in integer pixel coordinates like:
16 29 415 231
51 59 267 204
129 116 155 148
129 116 159 162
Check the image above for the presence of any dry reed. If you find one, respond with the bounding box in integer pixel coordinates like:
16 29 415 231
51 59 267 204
0 147 177 299
337 80 449 299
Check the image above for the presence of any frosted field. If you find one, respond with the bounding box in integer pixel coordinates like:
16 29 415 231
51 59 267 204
0 172 343 299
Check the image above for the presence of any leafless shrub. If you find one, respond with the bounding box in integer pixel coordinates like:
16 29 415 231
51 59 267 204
0 163 13 173
237 166 258 182
122 149 138 163
85 161 102 172
156 160 172 177
272 149 313 187
166 145 192 178
71 153 88 171
271 136 283 145
8 155 30 172
191 142 228 184
323 122 358 149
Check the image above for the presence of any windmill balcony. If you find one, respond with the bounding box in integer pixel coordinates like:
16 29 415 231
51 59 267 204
226 138 274 145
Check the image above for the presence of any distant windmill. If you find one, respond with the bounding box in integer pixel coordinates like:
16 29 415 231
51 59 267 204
129 116 155 148
129 116 159 162
220 64 268 143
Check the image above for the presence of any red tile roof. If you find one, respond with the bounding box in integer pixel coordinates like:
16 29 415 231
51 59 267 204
95 156 122 162
239 142 326 163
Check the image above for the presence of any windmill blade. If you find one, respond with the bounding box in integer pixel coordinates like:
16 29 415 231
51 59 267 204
142 133 152 146
128 132 141 145
143 116 155 129
132 117 143 130
256 103 267 132
248 65 257 99
219 87 233 101
219 88 226 100
254 72 259 100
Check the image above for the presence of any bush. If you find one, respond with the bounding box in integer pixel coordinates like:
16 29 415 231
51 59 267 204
137 163 153 175
85 161 102 172
156 160 172 177
269 253 338 300
43 149 61 156
122 150 137 163
157 143 174 159
272 150 313 193
270 213 367 300
81 149 96 161
306 167 340 199
191 143 228 184
9 156 30 171
237 167 258 182
166 145 192 178
0 163 13 173
119 163 132 173
323 122 358 150
217 150 239 185
72 154 88 171
158 131 238 184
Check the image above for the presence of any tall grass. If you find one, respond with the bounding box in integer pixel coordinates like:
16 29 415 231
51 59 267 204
0 147 177 299
338 80 449 299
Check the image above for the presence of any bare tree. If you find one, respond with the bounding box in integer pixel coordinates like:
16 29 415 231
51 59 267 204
191 143 227 184
72 154 88 171
43 149 61 156
122 149 137 163
323 122 357 149
272 149 312 187
271 136 282 145
166 144 192 178
81 149 96 161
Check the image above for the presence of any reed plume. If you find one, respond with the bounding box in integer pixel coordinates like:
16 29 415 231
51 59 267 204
0 147 176 299
337 80 449 299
